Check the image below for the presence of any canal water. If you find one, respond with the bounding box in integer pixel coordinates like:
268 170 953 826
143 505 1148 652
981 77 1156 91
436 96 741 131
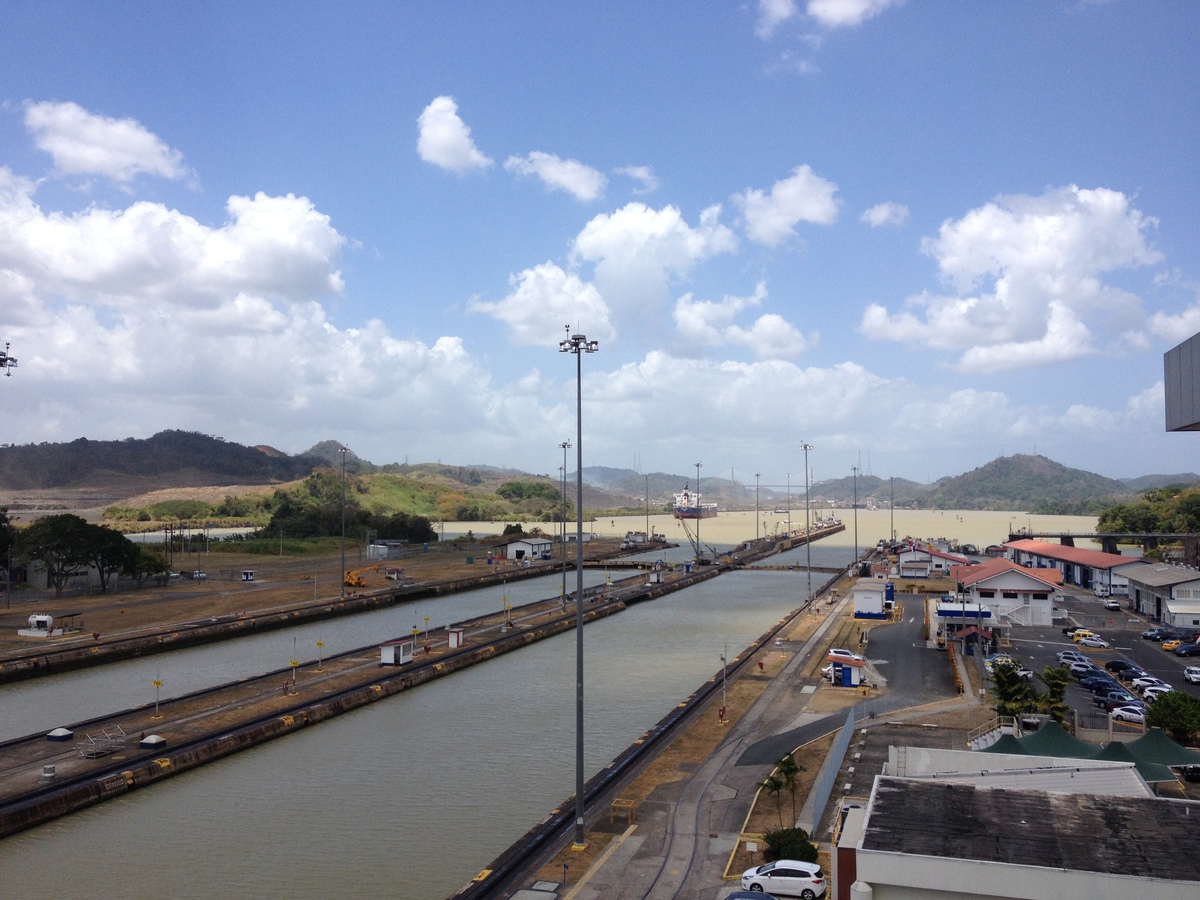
0 511 1099 898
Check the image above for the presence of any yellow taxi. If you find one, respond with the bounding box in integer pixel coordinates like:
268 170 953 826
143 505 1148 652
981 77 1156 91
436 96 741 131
1071 630 1097 643
1162 639 1184 652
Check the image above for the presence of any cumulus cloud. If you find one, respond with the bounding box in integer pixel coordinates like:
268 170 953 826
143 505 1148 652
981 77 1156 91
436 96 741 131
416 95 493 173
860 201 909 227
24 100 191 184
571 202 737 314
504 151 606 201
0 167 344 310
860 185 1162 372
469 262 615 345
756 0 798 38
734 165 839 246
673 282 810 359
615 165 659 195
807 0 898 28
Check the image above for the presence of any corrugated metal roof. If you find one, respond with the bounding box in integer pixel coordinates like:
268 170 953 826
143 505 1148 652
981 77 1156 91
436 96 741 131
957 557 1062 589
1121 560 1200 588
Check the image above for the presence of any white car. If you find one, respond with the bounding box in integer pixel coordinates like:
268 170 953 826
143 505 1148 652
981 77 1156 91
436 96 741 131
1103 598 1120 610
1131 676 1168 692
1057 650 1090 664
1142 685 1173 702
828 648 864 662
1078 636 1110 649
1111 705 1145 724
741 860 827 899
1185 666 1200 685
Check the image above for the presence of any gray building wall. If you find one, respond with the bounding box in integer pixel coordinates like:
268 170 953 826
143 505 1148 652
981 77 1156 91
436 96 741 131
1165 331 1200 431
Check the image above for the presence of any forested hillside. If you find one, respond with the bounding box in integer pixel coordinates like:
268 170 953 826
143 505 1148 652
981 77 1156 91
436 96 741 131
0 430 323 490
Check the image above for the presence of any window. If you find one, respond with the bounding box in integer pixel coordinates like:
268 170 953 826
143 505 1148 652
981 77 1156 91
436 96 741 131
978 590 995 598
1003 591 1018 599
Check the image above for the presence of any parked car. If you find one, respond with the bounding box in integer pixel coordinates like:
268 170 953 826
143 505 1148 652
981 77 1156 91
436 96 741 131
1078 636 1111 649
1104 696 1145 713
1057 650 1090 664
1162 639 1184 652
1079 675 1120 693
828 648 864 662
1142 685 1173 703
1068 661 1102 678
1184 666 1200 685
1093 689 1138 707
741 860 827 899
1174 643 1200 658
1071 630 1098 644
984 654 1013 674
1111 706 1146 724
1104 659 1139 674
729 893 781 900
1142 626 1176 641
1103 598 1120 611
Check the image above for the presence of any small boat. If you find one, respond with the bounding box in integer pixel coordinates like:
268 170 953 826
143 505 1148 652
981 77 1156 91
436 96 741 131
673 485 717 519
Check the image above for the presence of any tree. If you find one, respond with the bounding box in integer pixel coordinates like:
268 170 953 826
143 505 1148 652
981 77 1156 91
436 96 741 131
762 826 819 864
127 545 169 588
776 753 804 823
1037 665 1071 724
991 661 1037 717
81 524 138 593
758 773 785 829
1146 691 1200 743
16 514 93 596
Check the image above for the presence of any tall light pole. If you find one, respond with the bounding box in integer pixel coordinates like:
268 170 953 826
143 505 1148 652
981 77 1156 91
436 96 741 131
339 446 348 599
644 474 650 540
851 464 860 565
560 328 598 850
800 442 813 604
890 476 895 542
559 441 571 610
755 473 760 542
0 342 16 377
694 462 702 562
786 474 791 534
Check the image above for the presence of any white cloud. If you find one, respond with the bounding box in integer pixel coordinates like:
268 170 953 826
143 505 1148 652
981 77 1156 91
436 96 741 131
416 95 493 173
504 151 606 201
571 202 737 314
734 165 839 246
673 282 810 359
0 167 344 310
24 100 190 184
860 201 909 227
807 0 898 28
469 262 615 346
756 0 799 38
860 185 1162 372
615 165 659 195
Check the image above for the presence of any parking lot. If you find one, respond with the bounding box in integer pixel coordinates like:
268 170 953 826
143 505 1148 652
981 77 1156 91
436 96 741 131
996 589 1200 730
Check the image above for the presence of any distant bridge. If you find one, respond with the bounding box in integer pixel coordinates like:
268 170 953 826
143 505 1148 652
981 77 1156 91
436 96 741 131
1008 531 1199 564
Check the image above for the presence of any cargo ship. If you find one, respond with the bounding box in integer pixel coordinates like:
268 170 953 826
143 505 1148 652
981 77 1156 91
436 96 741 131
672 485 717 519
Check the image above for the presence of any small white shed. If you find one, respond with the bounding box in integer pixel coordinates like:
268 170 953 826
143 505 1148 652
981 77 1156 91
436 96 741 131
380 639 414 666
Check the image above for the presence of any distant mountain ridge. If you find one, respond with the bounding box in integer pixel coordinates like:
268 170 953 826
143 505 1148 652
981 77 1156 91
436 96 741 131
0 433 1194 514
0 430 324 491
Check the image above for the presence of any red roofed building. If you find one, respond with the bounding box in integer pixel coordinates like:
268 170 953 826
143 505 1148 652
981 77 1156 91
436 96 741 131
955 557 1062 627
1004 539 1140 596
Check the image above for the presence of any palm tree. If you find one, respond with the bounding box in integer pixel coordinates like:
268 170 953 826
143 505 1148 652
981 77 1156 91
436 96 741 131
758 774 785 829
776 753 804 823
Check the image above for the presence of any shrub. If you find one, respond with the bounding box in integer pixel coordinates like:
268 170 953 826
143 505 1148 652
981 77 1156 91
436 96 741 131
763 826 818 863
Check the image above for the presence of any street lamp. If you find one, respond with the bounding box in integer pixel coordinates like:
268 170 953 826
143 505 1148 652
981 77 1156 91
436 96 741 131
694 462 702 563
560 441 571 611
644 474 650 541
800 443 813 604
560 327 598 850
755 473 760 542
851 464 860 565
340 446 348 599
0 341 16 377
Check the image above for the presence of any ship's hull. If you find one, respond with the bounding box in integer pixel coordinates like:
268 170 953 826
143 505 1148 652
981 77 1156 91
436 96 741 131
673 506 717 519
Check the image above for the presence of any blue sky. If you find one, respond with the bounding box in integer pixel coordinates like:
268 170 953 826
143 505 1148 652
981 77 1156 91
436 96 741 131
0 1 1197 487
